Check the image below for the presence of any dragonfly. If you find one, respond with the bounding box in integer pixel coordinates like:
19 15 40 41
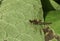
29 19 52 25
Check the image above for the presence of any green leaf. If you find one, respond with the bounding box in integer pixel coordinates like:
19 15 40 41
45 10 60 34
0 0 44 41
50 0 60 10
